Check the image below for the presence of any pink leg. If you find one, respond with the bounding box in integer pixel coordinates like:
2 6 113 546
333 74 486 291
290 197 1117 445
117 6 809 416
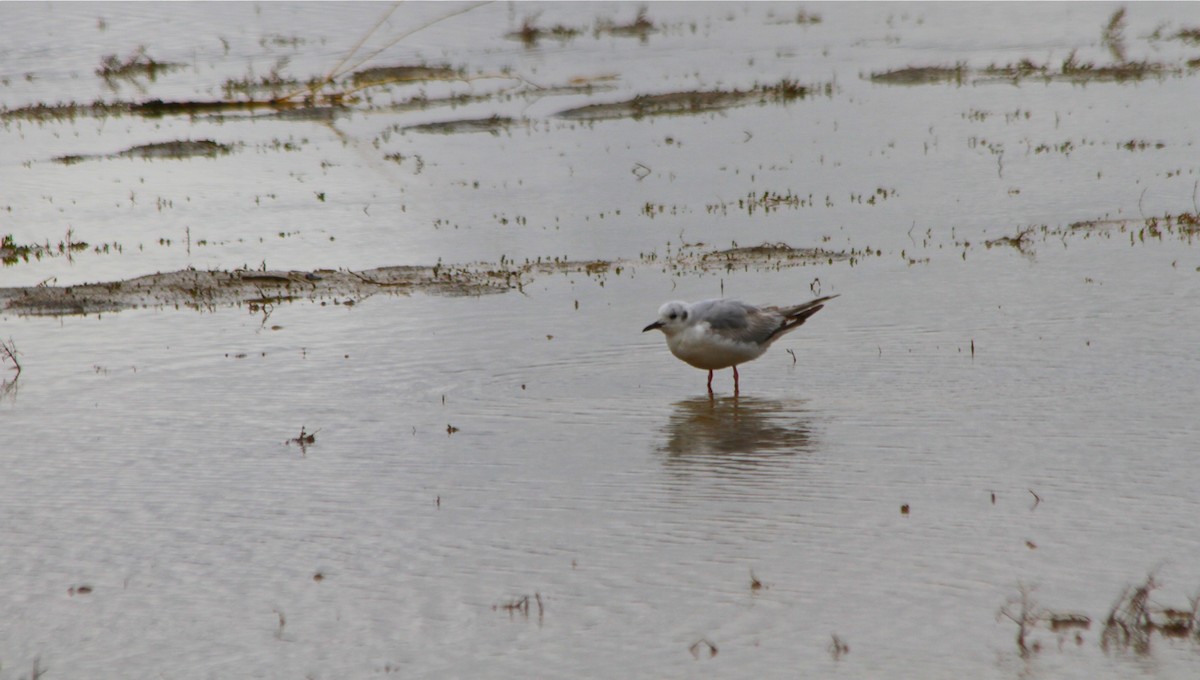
733 365 740 395
707 370 714 394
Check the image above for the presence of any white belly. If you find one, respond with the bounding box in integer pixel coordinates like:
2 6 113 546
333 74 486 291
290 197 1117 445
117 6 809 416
666 323 766 370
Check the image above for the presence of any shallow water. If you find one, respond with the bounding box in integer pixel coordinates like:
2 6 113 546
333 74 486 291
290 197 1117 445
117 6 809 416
3 3 1200 678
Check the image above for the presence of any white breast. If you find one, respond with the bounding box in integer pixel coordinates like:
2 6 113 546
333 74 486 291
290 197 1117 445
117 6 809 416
666 322 767 370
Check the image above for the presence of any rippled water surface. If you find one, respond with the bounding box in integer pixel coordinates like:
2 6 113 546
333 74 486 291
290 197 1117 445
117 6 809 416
3 3 1200 678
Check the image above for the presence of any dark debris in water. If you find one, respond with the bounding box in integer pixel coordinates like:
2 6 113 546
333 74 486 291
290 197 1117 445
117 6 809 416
120 140 233 159
507 17 584 46
984 226 1036 253
1059 50 1178 83
494 593 544 622
508 7 656 46
877 52 1188 87
999 572 1200 659
1 97 342 123
1169 27 1200 45
870 64 968 86
557 90 745 121
594 7 658 40
97 46 185 83
402 115 518 135
555 79 828 121
286 426 318 455
1097 573 1200 655
134 98 289 117
875 7 1196 87
3 5 1194 130
1 100 135 122
1048 613 1092 632
699 242 852 267
54 139 234 164
349 64 463 87
2 230 93 265
828 634 849 660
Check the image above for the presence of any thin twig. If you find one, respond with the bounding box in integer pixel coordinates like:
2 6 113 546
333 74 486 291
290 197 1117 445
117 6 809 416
318 3 401 91
277 1 492 103
1 338 21 375
341 2 491 77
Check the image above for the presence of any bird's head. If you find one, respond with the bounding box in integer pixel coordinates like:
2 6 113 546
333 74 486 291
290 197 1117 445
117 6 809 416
642 301 690 335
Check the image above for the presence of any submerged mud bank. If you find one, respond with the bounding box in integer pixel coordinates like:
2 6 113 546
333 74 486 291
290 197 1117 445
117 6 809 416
6 207 1198 317
0 265 514 316
0 243 851 317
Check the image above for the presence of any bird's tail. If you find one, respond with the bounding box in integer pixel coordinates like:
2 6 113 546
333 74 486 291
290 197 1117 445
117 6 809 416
768 294 839 342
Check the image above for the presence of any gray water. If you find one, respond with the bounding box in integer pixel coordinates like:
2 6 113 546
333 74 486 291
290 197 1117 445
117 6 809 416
3 3 1200 678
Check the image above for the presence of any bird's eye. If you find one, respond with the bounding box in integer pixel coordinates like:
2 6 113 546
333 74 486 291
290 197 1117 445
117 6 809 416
668 312 677 320
681 311 688 320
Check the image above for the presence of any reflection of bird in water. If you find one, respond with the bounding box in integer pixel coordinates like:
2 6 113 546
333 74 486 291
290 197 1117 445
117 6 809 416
659 396 815 468
642 295 837 394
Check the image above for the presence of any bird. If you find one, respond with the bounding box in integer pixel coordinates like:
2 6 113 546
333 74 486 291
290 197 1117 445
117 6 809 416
642 295 837 394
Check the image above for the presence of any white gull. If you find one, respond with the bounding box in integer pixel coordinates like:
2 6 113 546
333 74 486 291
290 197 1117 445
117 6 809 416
642 295 837 394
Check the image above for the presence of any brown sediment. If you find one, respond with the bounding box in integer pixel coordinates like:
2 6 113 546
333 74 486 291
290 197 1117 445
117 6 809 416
0 98 315 123
0 266 518 316
97 47 185 82
506 7 656 46
879 55 1184 86
4 209 1194 316
0 241 857 317
594 8 657 40
870 64 968 86
349 64 462 87
54 139 234 164
555 79 826 121
402 115 518 135
1047 613 1091 632
507 17 584 46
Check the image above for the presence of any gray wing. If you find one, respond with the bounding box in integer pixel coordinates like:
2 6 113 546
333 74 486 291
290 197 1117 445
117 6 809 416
691 299 785 345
